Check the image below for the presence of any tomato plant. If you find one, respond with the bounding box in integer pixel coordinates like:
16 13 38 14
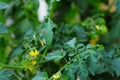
0 0 120 80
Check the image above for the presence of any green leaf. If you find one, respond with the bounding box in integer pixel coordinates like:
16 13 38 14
112 58 120 77
32 72 48 80
68 51 75 57
87 54 98 75
45 50 66 61
87 52 104 75
78 63 88 80
96 45 104 51
8 47 24 60
86 44 93 49
65 65 76 80
0 2 9 10
0 23 8 34
76 43 84 49
65 61 89 80
14 18 33 38
76 43 85 53
0 70 18 80
101 56 114 76
66 37 76 48
80 51 90 59
43 19 56 46
62 72 70 80
73 26 87 42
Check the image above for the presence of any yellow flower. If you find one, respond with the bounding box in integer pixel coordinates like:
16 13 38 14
40 41 45 46
31 60 37 65
29 49 39 58
90 37 99 45
95 25 100 30
53 73 61 80
28 66 33 72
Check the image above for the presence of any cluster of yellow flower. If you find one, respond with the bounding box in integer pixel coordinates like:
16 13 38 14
27 49 39 72
23 40 45 72
53 73 61 80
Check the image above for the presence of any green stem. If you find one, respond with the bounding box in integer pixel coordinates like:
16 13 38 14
40 48 48 61
2 64 24 69
39 60 50 64
63 57 68 63
75 48 80 62
48 52 82 80
49 0 56 19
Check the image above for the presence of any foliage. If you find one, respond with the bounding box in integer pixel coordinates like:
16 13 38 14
0 0 120 80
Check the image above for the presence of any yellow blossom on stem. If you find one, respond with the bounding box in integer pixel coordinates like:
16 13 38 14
90 37 99 46
31 60 37 65
53 73 61 80
28 66 33 72
40 41 45 46
95 25 100 30
29 49 39 58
